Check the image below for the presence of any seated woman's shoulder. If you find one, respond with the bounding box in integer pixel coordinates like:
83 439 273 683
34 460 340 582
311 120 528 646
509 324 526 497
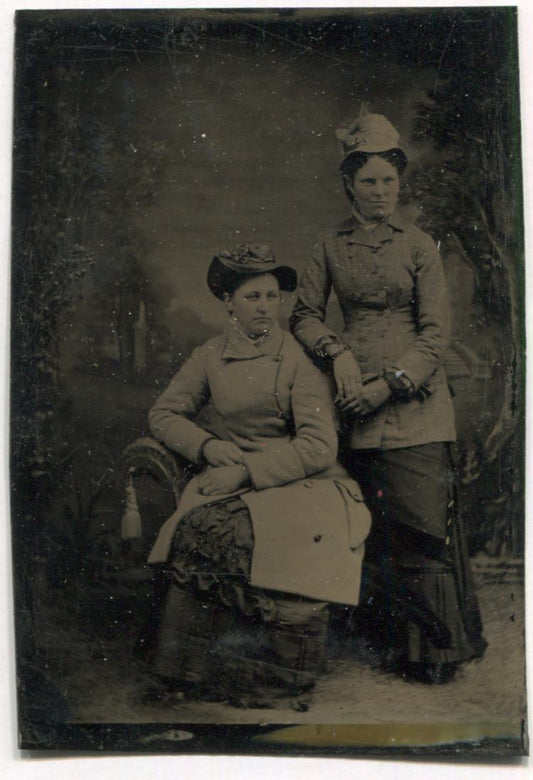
282 331 324 369
188 332 227 361
203 332 227 348
282 330 312 358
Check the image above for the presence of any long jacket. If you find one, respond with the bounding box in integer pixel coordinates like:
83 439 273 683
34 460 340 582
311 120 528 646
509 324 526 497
290 211 457 450
148 323 370 605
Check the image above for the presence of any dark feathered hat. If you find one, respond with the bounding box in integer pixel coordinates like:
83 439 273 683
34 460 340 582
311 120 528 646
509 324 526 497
207 243 297 299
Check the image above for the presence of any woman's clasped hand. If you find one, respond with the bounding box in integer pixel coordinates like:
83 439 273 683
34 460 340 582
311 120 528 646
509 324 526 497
202 438 244 466
198 439 249 494
333 351 391 417
196 463 249 496
337 378 392 417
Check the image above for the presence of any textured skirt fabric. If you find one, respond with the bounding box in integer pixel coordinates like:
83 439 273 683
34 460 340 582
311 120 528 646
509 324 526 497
152 497 329 702
345 442 487 666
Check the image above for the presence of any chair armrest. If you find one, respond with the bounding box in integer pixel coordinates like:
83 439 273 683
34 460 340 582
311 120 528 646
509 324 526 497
122 436 200 508
121 437 201 552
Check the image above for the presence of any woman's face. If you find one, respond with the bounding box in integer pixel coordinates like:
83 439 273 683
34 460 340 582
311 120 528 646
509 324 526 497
224 273 281 338
348 156 400 219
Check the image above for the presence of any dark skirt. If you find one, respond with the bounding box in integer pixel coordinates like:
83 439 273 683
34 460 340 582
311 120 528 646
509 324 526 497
345 442 487 667
152 497 329 704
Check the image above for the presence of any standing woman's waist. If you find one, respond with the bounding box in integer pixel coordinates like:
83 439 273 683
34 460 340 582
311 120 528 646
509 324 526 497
341 311 418 368
342 306 416 334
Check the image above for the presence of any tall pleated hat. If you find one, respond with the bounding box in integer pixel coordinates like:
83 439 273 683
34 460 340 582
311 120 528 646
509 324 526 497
207 243 297 299
336 106 408 169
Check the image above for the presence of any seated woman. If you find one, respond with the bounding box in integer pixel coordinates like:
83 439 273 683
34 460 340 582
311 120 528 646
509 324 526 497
144 242 370 709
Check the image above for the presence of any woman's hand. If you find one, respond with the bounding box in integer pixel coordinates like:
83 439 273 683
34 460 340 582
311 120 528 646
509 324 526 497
333 351 363 404
202 439 244 467
337 378 391 417
197 464 249 496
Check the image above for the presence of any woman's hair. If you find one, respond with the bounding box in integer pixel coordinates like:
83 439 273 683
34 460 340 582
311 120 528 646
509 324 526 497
221 270 279 298
340 149 407 178
340 149 407 203
220 269 252 297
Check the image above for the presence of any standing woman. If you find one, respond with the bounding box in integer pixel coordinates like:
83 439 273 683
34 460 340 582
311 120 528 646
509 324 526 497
290 112 486 683
145 243 370 708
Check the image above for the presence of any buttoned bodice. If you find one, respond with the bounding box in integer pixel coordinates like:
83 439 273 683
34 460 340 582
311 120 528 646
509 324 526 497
290 212 456 449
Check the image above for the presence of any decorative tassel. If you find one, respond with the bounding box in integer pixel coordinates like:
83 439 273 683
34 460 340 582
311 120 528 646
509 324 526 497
121 473 142 539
